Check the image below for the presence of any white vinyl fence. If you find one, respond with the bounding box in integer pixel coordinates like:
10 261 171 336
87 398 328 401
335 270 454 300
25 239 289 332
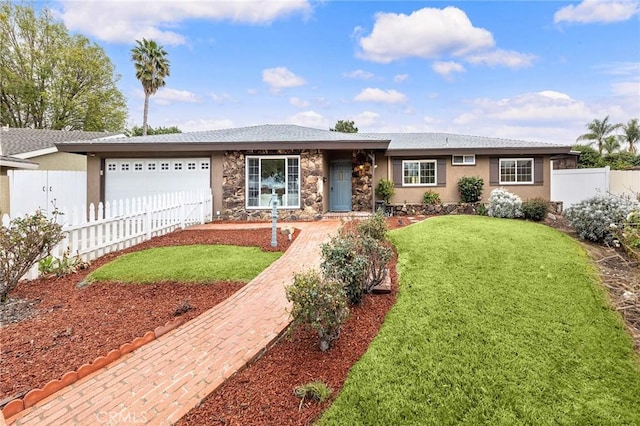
551 166 640 209
1 190 213 280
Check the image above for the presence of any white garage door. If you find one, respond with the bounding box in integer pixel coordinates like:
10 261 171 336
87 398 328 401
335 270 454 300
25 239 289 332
105 158 210 202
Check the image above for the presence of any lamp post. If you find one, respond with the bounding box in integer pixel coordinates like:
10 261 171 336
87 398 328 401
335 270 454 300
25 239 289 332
270 187 278 247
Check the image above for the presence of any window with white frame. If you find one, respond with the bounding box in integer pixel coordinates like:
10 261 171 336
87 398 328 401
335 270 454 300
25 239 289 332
246 156 300 208
499 158 533 184
403 160 436 186
452 154 475 165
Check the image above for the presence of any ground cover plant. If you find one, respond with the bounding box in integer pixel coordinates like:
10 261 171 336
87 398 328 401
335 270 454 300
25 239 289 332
320 216 640 425
88 245 281 284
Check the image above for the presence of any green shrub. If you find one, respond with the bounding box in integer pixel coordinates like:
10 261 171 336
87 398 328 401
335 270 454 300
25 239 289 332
565 194 640 243
477 203 488 216
375 179 395 204
321 233 367 304
458 176 484 203
356 210 388 241
423 190 441 206
294 380 333 405
286 270 349 352
615 210 640 261
38 248 89 277
522 198 550 221
359 235 393 293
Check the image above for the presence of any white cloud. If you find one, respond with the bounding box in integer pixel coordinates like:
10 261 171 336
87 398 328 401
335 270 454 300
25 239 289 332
262 67 306 93
290 97 309 108
394 74 409 83
247 88 258 95
55 0 312 45
356 7 494 63
432 61 465 78
353 111 380 126
211 93 236 104
287 111 329 128
554 0 639 24
180 118 234 132
611 81 640 97
465 49 537 68
354 88 407 104
343 69 375 80
152 88 202 105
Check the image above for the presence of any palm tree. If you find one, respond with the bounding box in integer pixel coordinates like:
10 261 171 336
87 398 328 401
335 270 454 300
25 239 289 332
602 136 620 155
576 116 622 155
620 118 639 155
130 38 170 136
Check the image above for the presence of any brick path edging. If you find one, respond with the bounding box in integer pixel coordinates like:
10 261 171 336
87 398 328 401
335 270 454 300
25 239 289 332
1 317 186 419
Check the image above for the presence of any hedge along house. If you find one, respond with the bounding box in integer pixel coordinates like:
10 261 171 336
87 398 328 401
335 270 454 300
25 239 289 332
55 124 572 220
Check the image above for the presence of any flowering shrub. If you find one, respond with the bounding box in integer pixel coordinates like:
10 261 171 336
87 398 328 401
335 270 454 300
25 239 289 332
564 194 640 243
487 188 523 219
286 270 349 352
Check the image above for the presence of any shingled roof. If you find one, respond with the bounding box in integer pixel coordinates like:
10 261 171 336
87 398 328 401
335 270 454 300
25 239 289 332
0 128 122 157
53 124 572 155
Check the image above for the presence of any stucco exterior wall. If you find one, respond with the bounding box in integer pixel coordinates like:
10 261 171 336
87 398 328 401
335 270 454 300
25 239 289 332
387 155 552 205
30 152 87 171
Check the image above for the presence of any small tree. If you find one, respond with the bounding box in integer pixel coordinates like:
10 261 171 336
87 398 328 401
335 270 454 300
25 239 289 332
286 270 349 351
375 179 395 204
0 210 64 302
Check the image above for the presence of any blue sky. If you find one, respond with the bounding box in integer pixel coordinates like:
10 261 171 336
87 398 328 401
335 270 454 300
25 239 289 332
48 0 639 144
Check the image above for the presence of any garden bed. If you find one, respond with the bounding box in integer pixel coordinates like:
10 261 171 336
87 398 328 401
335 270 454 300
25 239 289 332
0 227 295 404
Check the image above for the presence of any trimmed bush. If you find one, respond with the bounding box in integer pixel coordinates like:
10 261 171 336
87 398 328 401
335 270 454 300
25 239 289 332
356 210 388 241
522 198 550 222
423 190 441 206
321 233 368 304
286 270 349 352
565 193 640 243
458 176 484 203
487 188 523 219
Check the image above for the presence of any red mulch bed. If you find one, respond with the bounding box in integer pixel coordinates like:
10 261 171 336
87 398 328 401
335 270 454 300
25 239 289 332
177 253 398 426
0 228 296 403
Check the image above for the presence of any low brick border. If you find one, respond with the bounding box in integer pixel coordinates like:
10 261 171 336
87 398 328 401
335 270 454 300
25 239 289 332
1 316 186 420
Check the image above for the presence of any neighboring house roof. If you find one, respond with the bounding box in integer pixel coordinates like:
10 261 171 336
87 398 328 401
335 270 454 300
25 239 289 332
55 124 390 153
54 124 572 155
360 132 572 155
0 128 123 158
0 155 38 170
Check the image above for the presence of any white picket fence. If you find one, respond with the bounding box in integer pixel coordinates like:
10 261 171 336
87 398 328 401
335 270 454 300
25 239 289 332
1 190 213 280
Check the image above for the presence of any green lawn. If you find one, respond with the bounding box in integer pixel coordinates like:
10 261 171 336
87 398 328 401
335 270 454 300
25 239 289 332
88 245 281 283
320 216 640 425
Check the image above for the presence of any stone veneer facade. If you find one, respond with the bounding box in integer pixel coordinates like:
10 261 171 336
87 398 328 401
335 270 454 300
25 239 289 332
220 149 375 221
221 149 325 221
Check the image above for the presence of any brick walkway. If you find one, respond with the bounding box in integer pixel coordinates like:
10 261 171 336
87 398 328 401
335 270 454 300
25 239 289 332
6 220 341 425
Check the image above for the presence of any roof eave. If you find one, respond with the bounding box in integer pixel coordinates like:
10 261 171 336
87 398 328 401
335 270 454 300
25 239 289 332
56 140 391 153
385 146 573 156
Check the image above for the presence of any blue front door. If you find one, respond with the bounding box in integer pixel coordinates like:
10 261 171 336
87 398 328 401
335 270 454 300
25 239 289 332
330 160 352 211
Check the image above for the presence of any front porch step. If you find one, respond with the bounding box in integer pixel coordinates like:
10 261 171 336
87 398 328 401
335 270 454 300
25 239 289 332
322 211 373 219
